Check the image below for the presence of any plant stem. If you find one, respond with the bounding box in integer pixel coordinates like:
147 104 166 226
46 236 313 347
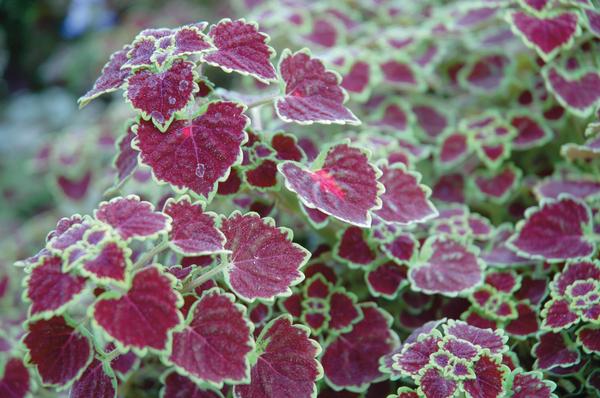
247 94 278 109
185 261 228 292
132 240 169 269
103 348 121 362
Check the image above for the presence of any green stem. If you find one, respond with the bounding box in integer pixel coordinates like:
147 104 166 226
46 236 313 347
247 94 278 109
185 261 228 292
132 240 169 269
103 348 121 362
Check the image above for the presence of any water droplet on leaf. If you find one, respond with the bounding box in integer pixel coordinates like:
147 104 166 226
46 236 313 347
168 96 176 105
179 80 189 91
195 163 205 178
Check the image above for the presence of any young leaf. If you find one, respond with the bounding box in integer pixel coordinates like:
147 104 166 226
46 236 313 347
163 196 226 256
135 101 249 201
408 237 484 296
91 266 182 355
204 19 276 83
79 239 132 286
374 163 437 225
220 212 310 301
334 226 376 268
534 176 600 202
23 316 93 388
508 195 595 262
126 60 197 131
504 369 557 398
322 304 398 392
577 325 600 354
279 143 383 227
462 354 507 398
275 49 359 125
167 289 253 387
542 66 600 117
24 255 86 319
532 332 580 370
233 316 322 398
366 261 409 299
95 195 171 241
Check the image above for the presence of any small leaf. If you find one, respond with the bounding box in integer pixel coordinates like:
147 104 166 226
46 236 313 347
534 176 600 202
25 255 86 319
167 289 253 387
504 369 557 398
577 325 600 354
69 358 117 398
78 45 131 107
126 60 197 131
408 237 484 296
160 371 223 398
204 19 276 83
135 101 249 200
444 320 507 354
220 212 310 301
172 25 213 57
23 316 93 388
80 239 132 286
366 261 409 299
279 142 383 227
275 49 359 125
543 66 600 117
91 266 182 355
541 299 579 331
462 354 507 398
95 195 171 241
532 332 580 370
164 196 226 256
508 195 595 262
472 165 521 203
334 226 376 268
233 316 322 398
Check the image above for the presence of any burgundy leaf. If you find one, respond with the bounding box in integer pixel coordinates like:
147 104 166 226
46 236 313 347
92 266 182 355
508 11 580 60
543 66 600 117
126 60 197 130
381 233 418 264
80 240 131 286
79 45 131 107
519 0 550 12
541 299 579 330
335 226 376 268
473 165 520 202
279 143 382 227
577 325 600 354
322 305 398 391
409 237 484 296
233 316 322 398
23 316 93 388
419 367 457 398
271 132 304 161
95 195 171 241
375 163 437 225
438 133 469 167
552 261 600 295
123 36 156 69
220 212 309 301
508 196 595 261
507 369 556 398
164 196 226 256
69 358 116 398
445 321 506 354
0 358 30 398
329 291 361 332
161 372 222 398
136 101 249 200
380 59 422 90
535 176 600 201
245 159 278 188
412 103 450 140
114 123 139 185
25 255 86 319
300 202 329 228
395 335 441 375
172 26 213 56
533 332 580 370
366 261 408 299
462 355 506 398
482 225 531 267
204 19 276 83
167 289 253 386
275 50 359 125
510 114 552 150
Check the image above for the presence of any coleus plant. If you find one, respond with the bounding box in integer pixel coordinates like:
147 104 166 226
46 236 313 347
5 0 600 397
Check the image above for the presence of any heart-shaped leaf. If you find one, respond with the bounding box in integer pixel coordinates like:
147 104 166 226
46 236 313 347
334 226 376 268
279 143 383 227
408 237 484 296
233 316 322 398
219 212 310 301
92 266 182 355
322 304 398 391
543 66 600 117
95 195 171 241
507 11 580 61
79 239 132 286
164 196 226 256
366 261 409 299
275 49 359 125
23 316 93 388
25 255 86 319
375 163 437 225
135 101 249 201
161 372 223 398
126 59 197 130
166 289 253 387
508 195 595 262
203 19 276 83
